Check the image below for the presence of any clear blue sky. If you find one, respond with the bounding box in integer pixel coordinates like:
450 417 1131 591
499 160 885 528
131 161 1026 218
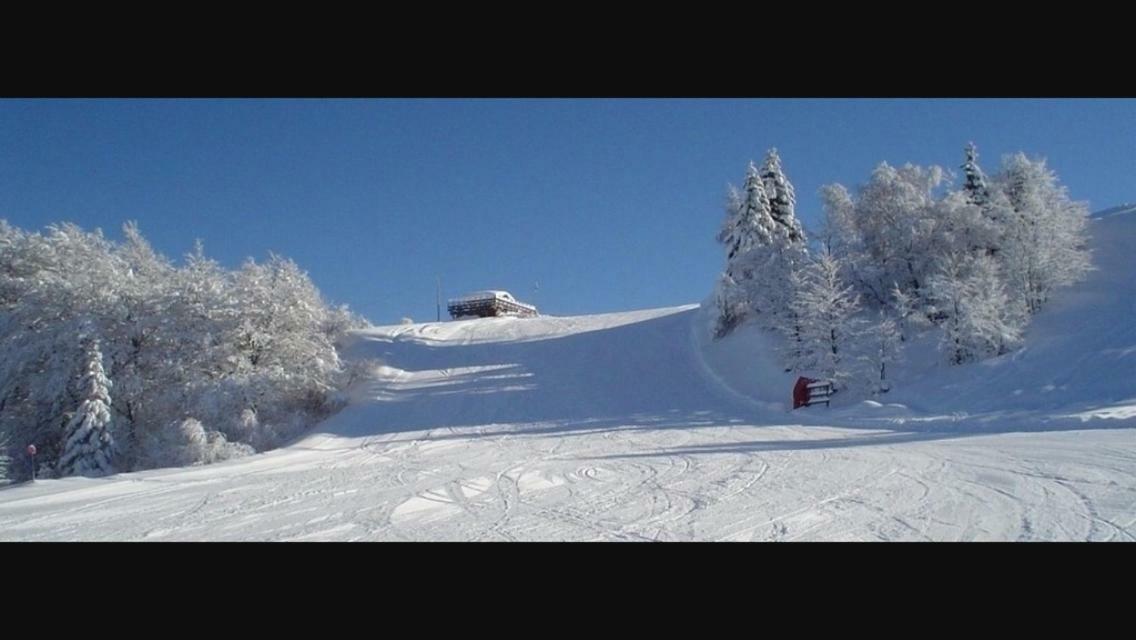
2 98 1133 324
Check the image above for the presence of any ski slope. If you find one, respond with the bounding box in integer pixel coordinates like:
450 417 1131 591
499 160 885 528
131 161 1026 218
2 215 1135 541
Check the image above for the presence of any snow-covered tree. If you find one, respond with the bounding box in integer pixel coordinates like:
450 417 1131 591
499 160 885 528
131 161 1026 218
960 142 990 207
0 219 358 481
820 162 949 310
711 272 747 338
862 311 903 394
928 253 1023 365
818 183 859 257
958 142 1013 258
991 153 1091 314
714 156 810 338
58 338 116 477
104 221 174 462
784 251 863 386
934 189 998 271
709 143 1092 390
718 163 776 265
0 224 119 479
760 148 806 245
889 283 920 342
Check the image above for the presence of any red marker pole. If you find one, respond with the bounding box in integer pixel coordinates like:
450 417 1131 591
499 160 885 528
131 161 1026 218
27 444 36 482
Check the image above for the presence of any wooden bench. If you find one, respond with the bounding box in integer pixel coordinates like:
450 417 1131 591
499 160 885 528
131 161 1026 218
793 376 834 409
804 380 834 407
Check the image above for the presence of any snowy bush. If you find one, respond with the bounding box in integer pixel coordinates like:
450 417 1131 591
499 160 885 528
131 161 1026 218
139 418 253 468
343 357 386 388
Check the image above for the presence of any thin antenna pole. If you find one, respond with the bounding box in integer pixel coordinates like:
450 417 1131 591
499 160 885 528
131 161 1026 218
436 275 441 322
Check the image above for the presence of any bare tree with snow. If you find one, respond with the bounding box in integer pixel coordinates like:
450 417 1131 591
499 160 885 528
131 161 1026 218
991 153 1091 315
928 253 1023 365
784 251 863 386
863 311 904 394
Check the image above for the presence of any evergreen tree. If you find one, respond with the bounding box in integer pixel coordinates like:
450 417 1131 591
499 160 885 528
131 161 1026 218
959 142 1008 257
960 142 990 207
713 156 813 339
718 162 776 265
760 148 806 245
58 338 115 477
713 162 780 336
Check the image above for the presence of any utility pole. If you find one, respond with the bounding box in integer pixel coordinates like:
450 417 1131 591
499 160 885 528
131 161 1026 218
436 275 441 322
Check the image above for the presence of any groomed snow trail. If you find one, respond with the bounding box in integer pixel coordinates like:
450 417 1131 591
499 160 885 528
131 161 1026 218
2 302 1134 541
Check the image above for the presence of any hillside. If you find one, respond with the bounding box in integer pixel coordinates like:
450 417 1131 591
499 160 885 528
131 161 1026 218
1 212 1134 541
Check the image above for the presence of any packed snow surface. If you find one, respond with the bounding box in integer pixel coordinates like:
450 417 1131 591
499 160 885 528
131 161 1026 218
2 213 1135 541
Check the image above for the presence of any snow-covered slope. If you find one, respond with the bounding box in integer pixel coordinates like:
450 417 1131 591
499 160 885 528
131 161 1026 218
329 305 755 437
1091 203 1136 219
1 215 1135 541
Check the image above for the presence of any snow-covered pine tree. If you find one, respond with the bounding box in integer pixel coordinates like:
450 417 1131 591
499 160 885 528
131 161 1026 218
760 148 806 245
58 338 116 477
960 142 990 207
717 186 745 263
752 148 811 341
785 251 862 386
958 142 1008 257
713 162 781 337
718 163 777 265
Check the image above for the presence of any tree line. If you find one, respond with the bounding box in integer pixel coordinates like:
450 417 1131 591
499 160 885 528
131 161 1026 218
0 222 365 481
712 144 1091 393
